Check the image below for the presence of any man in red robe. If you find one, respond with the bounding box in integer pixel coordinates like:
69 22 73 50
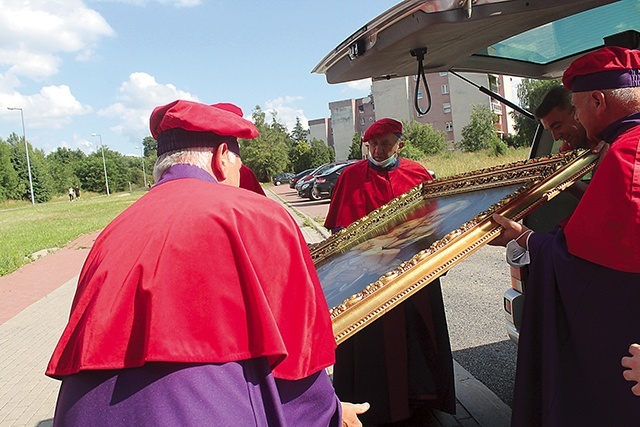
492 46 640 426
46 100 368 426
325 118 455 425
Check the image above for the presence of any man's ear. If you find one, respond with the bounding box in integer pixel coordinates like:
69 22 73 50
591 90 607 115
211 143 229 182
397 140 405 151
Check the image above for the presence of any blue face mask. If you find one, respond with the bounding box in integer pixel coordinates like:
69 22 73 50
368 153 398 169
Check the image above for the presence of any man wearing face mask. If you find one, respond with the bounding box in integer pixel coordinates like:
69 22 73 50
325 118 455 426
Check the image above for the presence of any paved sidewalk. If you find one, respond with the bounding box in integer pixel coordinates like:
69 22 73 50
0 187 510 427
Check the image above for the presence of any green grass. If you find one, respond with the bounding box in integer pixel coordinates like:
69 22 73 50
421 147 530 179
0 191 145 276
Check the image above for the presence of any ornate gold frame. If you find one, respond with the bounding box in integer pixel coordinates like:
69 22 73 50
311 150 597 344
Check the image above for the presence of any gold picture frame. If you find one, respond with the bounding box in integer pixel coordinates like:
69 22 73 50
311 150 597 344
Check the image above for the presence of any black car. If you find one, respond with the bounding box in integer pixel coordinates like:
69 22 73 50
289 169 314 189
296 162 351 199
311 162 354 200
272 172 294 186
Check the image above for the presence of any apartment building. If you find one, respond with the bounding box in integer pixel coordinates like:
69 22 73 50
308 118 334 150
373 72 510 145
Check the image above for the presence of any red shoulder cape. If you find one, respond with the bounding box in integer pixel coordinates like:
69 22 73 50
47 178 335 380
324 158 432 230
240 164 266 196
564 125 640 273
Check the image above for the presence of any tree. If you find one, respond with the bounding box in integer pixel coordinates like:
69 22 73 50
290 117 308 145
401 120 447 155
8 133 53 203
240 106 291 181
46 147 86 195
348 132 363 160
458 104 501 152
142 136 157 158
511 78 561 147
75 156 109 194
309 138 332 168
290 140 312 172
0 138 20 202
399 141 426 161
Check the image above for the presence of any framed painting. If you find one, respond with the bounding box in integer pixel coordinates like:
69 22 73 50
310 149 597 344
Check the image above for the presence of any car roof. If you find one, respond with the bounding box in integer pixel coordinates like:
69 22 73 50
319 162 353 176
313 0 638 83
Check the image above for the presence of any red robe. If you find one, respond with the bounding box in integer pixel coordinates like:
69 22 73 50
324 158 433 231
240 164 266 196
46 170 335 381
564 123 640 273
325 158 455 423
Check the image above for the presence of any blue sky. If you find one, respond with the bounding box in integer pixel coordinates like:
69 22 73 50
0 0 399 157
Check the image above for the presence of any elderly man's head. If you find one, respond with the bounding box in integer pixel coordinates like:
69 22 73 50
563 46 640 140
535 86 588 151
149 100 258 185
363 118 405 166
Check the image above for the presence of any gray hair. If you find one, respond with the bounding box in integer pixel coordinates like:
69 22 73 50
153 147 214 182
605 87 640 111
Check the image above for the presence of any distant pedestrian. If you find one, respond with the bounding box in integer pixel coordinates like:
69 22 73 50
74 185 80 200
68 187 74 202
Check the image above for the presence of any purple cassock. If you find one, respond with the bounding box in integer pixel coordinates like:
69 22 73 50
511 228 640 426
53 359 341 426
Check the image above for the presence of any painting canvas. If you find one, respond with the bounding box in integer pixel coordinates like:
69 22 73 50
310 150 597 344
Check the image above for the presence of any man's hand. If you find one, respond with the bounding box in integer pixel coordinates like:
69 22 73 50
622 343 640 396
341 402 370 427
489 214 531 247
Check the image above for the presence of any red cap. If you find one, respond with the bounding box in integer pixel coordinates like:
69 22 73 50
563 46 640 92
363 118 403 142
150 100 259 156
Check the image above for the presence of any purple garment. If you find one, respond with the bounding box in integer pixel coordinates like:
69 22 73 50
597 110 640 143
511 228 640 426
155 163 217 186
53 359 341 427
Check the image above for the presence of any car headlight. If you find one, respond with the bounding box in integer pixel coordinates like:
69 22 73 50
301 183 309 190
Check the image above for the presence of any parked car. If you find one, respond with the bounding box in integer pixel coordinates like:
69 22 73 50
272 172 294 186
313 0 639 343
311 162 356 200
296 161 351 199
289 168 314 189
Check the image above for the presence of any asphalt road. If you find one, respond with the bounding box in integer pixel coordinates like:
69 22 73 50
270 183 518 407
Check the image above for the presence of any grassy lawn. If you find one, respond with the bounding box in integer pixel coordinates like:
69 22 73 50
0 191 145 276
422 146 529 179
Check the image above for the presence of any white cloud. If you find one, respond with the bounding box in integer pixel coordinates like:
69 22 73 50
104 0 201 7
344 79 372 93
0 85 91 129
0 0 114 82
0 0 111 139
100 72 198 141
263 96 308 132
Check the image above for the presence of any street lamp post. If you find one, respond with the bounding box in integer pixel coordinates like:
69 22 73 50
135 145 147 187
7 107 35 205
91 133 110 196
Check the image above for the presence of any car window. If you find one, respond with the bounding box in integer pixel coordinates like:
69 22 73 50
477 0 640 65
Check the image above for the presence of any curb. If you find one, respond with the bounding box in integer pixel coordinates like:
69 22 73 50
454 361 512 427
265 186 330 239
